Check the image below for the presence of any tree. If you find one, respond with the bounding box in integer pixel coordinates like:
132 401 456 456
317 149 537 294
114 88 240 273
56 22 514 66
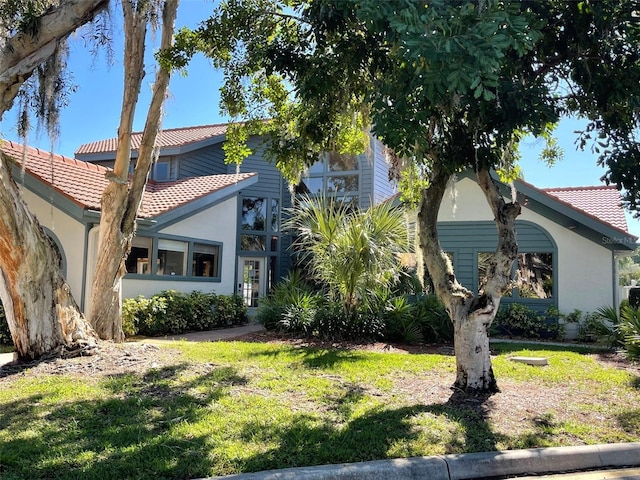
285 195 409 320
89 0 179 341
0 0 107 359
175 0 640 393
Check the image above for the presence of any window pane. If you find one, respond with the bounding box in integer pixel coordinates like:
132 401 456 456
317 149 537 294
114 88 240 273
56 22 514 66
192 243 219 277
271 199 279 232
299 177 323 195
270 236 278 252
241 234 266 251
126 236 152 274
327 175 358 193
517 253 553 299
153 161 170 181
242 197 266 231
157 239 187 276
477 251 512 296
307 159 324 174
328 152 358 171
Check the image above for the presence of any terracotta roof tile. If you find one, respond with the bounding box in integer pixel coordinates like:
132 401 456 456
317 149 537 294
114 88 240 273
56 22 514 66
75 123 230 155
541 185 630 233
1 141 254 218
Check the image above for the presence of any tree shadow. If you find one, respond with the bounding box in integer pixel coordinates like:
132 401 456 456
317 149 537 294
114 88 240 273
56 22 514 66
237 388 504 473
0 363 247 480
617 409 640 436
248 345 369 369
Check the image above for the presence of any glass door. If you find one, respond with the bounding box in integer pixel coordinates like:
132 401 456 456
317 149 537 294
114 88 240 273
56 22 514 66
238 257 266 308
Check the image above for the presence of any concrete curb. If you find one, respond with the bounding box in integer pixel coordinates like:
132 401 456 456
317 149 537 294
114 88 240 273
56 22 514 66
200 442 640 480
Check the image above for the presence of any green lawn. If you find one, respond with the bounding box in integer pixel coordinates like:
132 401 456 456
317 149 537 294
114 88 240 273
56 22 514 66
0 340 638 480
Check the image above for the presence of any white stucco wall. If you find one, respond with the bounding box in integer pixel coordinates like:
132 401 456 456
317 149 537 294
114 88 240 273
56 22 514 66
121 196 238 299
21 189 87 303
436 176 616 313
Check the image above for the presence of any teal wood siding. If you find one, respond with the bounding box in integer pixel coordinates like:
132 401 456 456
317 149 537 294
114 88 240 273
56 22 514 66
359 151 374 209
178 146 227 177
437 220 558 311
371 138 396 205
230 137 291 287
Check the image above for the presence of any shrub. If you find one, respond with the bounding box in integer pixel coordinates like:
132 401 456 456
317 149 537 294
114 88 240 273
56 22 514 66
492 303 561 340
123 290 248 337
412 294 453 343
0 303 13 346
619 305 640 359
578 307 621 346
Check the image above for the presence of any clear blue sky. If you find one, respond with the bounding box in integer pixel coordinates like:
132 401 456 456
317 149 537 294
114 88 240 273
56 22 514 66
1 0 639 237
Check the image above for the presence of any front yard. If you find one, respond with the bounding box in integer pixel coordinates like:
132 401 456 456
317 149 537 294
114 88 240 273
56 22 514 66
0 334 638 480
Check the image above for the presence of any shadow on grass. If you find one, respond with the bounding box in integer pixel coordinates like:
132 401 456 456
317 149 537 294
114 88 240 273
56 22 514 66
0 363 247 480
248 344 369 369
237 389 504 474
617 409 640 436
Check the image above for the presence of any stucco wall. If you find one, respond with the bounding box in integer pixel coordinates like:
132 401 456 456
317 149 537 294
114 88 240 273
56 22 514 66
435 176 615 313
21 190 87 303
121 196 238 299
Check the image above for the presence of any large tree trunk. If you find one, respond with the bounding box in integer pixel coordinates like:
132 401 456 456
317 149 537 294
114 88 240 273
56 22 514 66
418 166 520 393
89 0 178 340
0 0 106 359
0 153 97 359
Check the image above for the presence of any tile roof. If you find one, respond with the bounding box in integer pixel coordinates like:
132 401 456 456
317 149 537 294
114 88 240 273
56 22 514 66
1 141 254 218
541 185 630 233
75 123 230 155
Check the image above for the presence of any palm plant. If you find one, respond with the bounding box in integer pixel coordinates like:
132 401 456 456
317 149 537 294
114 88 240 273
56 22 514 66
285 195 409 320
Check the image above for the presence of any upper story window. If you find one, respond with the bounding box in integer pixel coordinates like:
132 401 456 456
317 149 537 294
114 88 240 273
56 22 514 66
151 159 175 181
300 152 360 200
240 196 280 253
242 197 266 231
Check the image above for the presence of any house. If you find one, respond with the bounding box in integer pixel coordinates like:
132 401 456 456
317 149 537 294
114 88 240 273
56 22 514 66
0 124 396 311
428 172 637 314
2 127 635 317
0 140 257 315
74 124 397 307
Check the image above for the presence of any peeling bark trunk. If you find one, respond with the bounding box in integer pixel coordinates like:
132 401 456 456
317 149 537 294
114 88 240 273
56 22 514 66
0 154 97 359
89 0 178 340
418 166 520 393
0 0 106 359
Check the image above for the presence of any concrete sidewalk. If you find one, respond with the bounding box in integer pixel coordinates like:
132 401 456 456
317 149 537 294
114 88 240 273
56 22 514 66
200 443 640 480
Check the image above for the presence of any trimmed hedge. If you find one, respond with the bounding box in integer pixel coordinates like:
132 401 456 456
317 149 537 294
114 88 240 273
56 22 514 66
123 290 248 337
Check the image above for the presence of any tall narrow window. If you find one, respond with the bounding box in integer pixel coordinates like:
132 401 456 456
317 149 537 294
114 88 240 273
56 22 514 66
242 197 266 231
192 243 219 277
157 239 187 276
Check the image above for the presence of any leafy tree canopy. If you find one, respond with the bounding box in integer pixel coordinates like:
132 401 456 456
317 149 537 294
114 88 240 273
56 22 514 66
169 0 640 211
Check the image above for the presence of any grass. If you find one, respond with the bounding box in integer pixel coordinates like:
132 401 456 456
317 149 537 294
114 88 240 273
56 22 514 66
0 340 638 480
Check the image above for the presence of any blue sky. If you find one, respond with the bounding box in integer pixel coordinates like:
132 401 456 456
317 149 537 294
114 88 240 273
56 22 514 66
1 0 639 237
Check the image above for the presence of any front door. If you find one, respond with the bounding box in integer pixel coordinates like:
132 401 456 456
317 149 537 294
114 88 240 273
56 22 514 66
238 257 266 308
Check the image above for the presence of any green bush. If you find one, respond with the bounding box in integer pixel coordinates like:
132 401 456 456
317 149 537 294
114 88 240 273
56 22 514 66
383 294 453 344
492 303 561 340
0 303 13 346
619 305 640 359
123 290 248 337
412 294 453 343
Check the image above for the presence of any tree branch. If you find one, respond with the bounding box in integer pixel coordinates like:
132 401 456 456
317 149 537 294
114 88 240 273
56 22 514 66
0 0 108 115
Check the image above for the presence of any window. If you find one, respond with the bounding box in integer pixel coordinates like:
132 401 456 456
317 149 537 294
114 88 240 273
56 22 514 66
241 234 266 251
127 236 152 274
327 175 359 193
271 199 279 232
477 251 552 299
516 252 553 299
242 197 266 231
192 243 220 277
157 239 187 276
328 152 358 171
